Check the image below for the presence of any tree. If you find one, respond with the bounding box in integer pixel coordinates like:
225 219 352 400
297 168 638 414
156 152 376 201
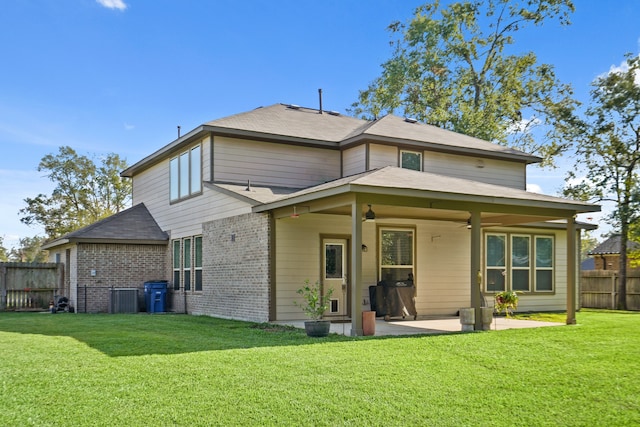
8 236 48 263
563 54 640 310
0 237 8 262
19 146 132 239
350 0 577 165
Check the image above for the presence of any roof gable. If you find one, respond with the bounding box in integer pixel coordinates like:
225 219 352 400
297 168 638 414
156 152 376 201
42 203 168 249
588 234 640 255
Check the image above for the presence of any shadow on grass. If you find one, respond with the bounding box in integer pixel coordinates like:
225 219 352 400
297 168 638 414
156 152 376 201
0 312 358 357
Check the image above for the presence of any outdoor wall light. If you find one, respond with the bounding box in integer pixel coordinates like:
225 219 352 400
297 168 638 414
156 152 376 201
364 205 376 222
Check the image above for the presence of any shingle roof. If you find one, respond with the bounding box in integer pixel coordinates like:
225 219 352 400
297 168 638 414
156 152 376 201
251 166 600 214
42 203 168 249
588 234 640 255
122 103 541 177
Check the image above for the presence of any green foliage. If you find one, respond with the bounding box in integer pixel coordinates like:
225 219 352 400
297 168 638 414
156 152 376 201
0 311 639 425
19 146 132 239
294 279 334 320
350 0 577 166
8 235 48 262
0 236 8 262
494 290 520 317
562 54 640 309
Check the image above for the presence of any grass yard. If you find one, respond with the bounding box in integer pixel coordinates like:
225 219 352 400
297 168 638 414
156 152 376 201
0 310 638 426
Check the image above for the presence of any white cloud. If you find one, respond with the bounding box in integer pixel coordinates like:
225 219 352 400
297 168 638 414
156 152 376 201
526 183 543 194
507 115 542 135
96 0 127 11
604 55 640 85
124 123 135 131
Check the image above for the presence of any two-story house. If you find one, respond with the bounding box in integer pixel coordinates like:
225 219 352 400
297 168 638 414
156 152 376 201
44 103 599 333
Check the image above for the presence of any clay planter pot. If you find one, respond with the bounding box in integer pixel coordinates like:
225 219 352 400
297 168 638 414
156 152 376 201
304 320 331 337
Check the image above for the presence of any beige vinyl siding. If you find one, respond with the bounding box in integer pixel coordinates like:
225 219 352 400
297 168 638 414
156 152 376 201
424 152 526 189
213 136 340 188
275 214 378 320
415 221 470 315
342 145 366 176
131 137 252 240
369 144 398 169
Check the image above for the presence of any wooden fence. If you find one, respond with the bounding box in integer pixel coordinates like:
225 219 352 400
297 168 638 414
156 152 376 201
581 270 640 310
0 262 64 311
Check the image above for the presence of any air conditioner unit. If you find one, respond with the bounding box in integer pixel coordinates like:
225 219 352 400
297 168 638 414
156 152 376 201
110 288 139 314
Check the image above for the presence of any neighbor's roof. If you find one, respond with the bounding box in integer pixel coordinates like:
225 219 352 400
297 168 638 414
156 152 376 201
588 234 640 255
41 203 168 249
121 103 541 177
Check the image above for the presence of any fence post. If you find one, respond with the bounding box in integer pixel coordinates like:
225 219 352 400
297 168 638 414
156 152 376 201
611 274 617 310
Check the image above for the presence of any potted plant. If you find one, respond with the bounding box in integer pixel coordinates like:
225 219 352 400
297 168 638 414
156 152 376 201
494 290 520 318
295 279 334 337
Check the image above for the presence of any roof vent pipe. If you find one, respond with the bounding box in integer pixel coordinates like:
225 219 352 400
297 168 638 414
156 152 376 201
318 88 323 114
177 125 181 138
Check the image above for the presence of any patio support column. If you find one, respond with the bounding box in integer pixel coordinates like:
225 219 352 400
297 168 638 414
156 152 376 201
566 215 577 325
350 200 364 336
470 210 483 330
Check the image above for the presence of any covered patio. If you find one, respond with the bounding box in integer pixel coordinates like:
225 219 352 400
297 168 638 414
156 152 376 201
253 167 599 335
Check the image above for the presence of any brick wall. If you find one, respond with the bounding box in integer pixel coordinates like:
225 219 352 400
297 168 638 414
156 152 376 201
181 212 271 322
75 243 167 313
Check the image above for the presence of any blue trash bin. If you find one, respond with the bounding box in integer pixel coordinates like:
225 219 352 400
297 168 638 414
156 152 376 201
144 281 168 313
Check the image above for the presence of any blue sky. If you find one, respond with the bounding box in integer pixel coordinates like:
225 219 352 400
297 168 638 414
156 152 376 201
1 0 639 249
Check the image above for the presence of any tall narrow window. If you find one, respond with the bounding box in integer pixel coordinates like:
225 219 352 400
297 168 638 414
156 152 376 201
170 158 179 201
380 228 414 285
486 234 506 292
172 240 181 290
535 237 554 291
195 236 203 291
191 146 202 194
170 144 202 202
511 235 530 291
183 238 191 291
325 244 344 279
400 150 422 171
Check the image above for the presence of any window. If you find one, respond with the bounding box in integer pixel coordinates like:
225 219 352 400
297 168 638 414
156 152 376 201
486 234 506 292
380 228 415 285
511 235 530 292
195 237 203 291
183 238 191 291
401 150 422 171
535 237 554 291
172 240 181 290
484 233 554 293
170 144 202 201
172 236 203 292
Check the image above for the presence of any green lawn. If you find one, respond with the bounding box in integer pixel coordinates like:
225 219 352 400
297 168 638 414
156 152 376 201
1 311 638 426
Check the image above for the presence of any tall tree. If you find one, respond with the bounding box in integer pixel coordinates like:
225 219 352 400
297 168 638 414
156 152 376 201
8 236 48 263
563 54 640 310
19 146 132 239
0 236 8 262
350 0 577 165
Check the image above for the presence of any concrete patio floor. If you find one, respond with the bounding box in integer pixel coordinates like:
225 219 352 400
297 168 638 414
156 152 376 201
276 316 563 336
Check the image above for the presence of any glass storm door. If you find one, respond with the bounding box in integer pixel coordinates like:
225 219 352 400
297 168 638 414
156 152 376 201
323 238 349 317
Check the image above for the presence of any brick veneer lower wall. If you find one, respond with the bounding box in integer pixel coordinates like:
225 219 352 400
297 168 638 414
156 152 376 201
179 212 271 322
75 243 167 313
